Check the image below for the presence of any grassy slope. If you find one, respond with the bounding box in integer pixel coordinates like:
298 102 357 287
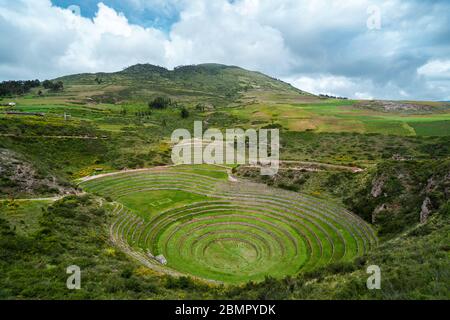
3 63 450 138
55 63 310 107
229 100 450 136
0 196 217 299
228 210 449 300
1 196 447 299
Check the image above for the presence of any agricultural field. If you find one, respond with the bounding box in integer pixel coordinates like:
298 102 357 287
79 165 376 283
229 100 450 136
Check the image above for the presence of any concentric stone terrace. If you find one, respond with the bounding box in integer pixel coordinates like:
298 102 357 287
80 165 377 283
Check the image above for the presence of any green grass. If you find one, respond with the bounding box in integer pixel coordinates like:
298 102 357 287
0 196 179 299
169 165 229 179
118 190 212 220
0 195 447 299
0 200 51 235
229 100 450 136
360 119 415 136
158 209 309 283
408 120 450 136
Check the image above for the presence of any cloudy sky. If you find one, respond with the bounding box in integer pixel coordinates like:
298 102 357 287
0 0 449 100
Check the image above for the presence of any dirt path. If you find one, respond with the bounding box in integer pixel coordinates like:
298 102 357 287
0 191 86 203
281 160 364 172
76 165 178 184
77 160 362 186
0 133 107 140
0 197 61 202
242 160 364 173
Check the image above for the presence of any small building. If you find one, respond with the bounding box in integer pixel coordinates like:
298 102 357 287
155 254 167 265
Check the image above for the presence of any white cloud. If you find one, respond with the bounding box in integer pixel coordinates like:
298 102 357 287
0 0 449 100
0 0 169 78
418 60 450 80
355 92 374 100
0 0 293 79
284 74 376 99
284 75 356 97
166 1 293 74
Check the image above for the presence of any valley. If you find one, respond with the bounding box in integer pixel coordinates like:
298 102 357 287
0 64 449 299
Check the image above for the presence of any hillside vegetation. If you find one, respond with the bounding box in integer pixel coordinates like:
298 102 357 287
56 63 310 107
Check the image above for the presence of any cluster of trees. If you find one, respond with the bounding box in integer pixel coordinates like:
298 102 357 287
42 80 64 92
0 80 40 97
0 79 65 97
148 96 189 118
319 94 348 100
148 96 172 109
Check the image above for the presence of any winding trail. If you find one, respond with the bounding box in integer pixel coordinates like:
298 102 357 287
242 160 365 173
0 197 61 202
0 133 107 140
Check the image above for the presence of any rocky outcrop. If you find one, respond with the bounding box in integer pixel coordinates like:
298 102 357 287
420 197 433 223
371 175 385 198
0 148 75 197
373 203 388 223
356 100 441 113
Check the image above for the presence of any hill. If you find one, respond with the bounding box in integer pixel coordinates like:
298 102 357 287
55 63 313 106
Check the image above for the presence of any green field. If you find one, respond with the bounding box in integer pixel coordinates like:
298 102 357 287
2 63 449 138
80 165 377 283
5 97 449 137
229 101 450 136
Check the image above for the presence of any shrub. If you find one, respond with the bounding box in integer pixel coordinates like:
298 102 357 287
149 96 171 109
180 107 189 119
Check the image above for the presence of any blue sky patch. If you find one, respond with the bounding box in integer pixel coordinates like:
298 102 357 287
51 0 180 31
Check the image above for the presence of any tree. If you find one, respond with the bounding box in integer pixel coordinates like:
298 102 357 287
195 103 206 112
180 107 190 119
149 96 171 109
0 80 41 96
42 80 53 89
42 80 64 92
53 81 64 91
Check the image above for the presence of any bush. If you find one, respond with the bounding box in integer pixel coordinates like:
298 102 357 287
180 107 189 119
165 276 196 290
